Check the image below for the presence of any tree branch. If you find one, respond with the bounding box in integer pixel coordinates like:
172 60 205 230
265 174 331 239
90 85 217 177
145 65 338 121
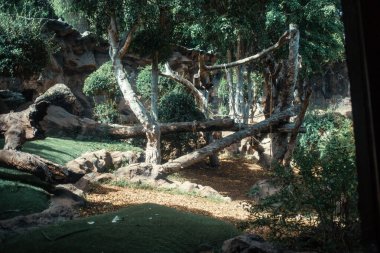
159 63 208 110
204 31 290 71
118 20 140 59
282 88 312 167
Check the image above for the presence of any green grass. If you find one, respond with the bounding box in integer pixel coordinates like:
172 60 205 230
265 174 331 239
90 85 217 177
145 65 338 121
0 203 240 253
0 137 141 219
0 180 50 220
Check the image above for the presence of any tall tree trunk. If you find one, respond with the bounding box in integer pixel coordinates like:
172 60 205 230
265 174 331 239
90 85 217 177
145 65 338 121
108 16 161 165
271 24 300 164
226 49 235 119
151 51 159 121
113 58 162 164
244 68 254 124
234 34 244 122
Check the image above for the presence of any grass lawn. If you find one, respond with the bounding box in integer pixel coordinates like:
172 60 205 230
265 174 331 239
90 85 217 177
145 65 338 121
0 137 140 219
0 179 50 220
0 203 239 253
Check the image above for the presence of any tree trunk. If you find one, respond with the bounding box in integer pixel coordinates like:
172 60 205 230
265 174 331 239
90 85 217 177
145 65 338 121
226 50 235 118
244 68 254 124
271 24 300 163
235 34 244 122
113 57 162 164
0 150 84 184
151 51 159 121
108 16 161 165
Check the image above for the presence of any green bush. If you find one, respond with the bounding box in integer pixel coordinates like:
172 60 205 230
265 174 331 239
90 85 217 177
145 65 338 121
83 61 121 123
93 102 119 124
83 61 119 98
248 111 359 252
0 10 51 78
158 91 205 160
135 65 179 101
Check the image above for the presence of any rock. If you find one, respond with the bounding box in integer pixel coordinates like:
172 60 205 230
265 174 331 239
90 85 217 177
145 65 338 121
198 186 219 198
178 181 197 193
66 149 143 174
222 234 281 253
115 163 155 179
248 179 280 202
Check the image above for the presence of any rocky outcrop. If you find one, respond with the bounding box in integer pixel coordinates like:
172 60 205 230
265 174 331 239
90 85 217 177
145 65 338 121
0 19 110 116
66 149 144 174
221 234 316 253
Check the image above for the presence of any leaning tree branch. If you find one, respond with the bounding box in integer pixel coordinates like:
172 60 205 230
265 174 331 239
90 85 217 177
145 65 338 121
159 63 208 110
118 19 140 59
282 88 312 167
155 105 300 176
204 31 290 71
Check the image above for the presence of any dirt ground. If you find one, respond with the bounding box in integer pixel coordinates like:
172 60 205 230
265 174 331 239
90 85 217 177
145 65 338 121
80 157 269 225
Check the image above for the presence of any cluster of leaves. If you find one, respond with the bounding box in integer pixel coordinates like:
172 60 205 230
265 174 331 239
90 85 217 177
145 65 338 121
49 0 90 32
158 90 205 160
83 61 121 123
0 2 54 78
248 111 359 252
135 65 178 102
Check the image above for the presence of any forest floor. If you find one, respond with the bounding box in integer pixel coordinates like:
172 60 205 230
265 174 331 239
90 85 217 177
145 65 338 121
80 157 270 226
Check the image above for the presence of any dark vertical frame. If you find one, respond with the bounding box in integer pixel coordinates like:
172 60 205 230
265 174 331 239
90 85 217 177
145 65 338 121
341 0 380 251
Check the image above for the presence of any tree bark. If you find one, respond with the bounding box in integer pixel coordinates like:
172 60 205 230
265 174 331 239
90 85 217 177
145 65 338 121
235 34 244 122
282 88 311 167
226 49 236 119
108 15 161 164
0 150 84 184
270 24 300 164
151 51 159 121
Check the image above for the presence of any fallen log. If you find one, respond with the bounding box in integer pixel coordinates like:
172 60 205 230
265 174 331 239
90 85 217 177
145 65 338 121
41 105 304 140
155 106 300 176
0 150 84 184
114 106 300 179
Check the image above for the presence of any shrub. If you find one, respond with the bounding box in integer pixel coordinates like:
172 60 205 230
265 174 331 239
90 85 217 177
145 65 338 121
135 65 179 101
248 111 359 252
158 91 205 160
0 10 51 78
93 102 119 124
83 61 121 123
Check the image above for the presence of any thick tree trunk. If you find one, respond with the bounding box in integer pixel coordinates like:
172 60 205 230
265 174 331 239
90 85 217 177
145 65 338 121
108 16 161 164
271 24 300 163
151 51 159 121
155 106 300 177
0 150 84 184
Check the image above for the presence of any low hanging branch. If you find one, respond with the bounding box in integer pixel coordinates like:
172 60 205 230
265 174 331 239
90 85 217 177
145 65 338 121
159 63 208 110
154 106 300 177
204 31 290 71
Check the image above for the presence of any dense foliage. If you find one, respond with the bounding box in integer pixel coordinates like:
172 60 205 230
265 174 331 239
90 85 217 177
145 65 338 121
0 8 51 78
83 61 121 123
158 90 205 160
248 111 359 252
